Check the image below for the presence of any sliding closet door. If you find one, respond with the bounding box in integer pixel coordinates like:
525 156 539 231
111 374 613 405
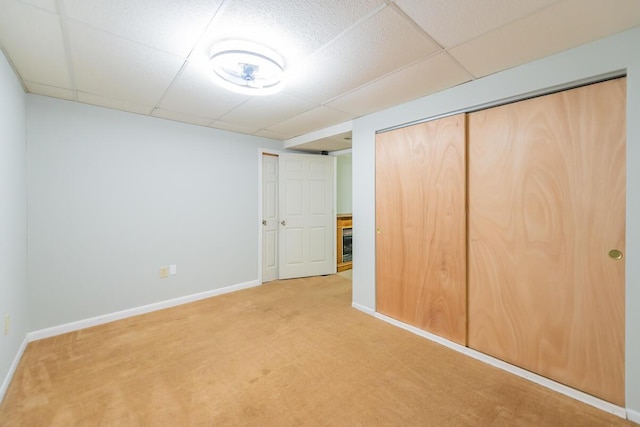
468 78 626 405
376 114 466 345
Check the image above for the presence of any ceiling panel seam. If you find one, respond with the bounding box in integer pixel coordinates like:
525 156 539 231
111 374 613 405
318 50 444 106
388 2 444 50
55 0 78 100
289 2 389 67
150 59 189 114
184 0 231 60
15 0 54 14
441 51 476 82
216 97 257 121
442 0 568 52
59 16 186 58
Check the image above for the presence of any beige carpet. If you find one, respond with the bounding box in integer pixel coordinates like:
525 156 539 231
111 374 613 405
0 274 634 426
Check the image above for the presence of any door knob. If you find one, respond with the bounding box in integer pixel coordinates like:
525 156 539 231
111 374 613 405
376 227 381 234
262 220 267 226
281 220 286 226
608 249 623 260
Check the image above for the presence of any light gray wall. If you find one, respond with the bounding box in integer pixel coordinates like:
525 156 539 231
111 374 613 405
27 96 282 330
336 154 352 214
0 51 28 398
352 27 640 413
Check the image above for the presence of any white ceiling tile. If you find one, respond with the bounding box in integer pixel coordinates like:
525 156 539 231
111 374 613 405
253 129 288 141
158 60 249 119
219 92 316 130
266 106 354 139
66 21 185 106
77 92 154 115
151 108 212 127
25 81 75 100
209 120 261 135
449 0 640 78
202 0 384 65
395 0 560 48
0 0 71 88
17 0 57 12
285 6 440 103
2 0 639 146
327 52 472 116
62 0 223 57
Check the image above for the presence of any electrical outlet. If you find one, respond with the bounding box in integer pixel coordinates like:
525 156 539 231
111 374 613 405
4 314 9 336
159 267 169 278
169 264 177 275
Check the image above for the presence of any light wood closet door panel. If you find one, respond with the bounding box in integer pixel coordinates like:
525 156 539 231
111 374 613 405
468 78 626 405
376 114 466 345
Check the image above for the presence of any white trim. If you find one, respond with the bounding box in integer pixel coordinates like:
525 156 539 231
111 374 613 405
328 148 353 157
27 280 259 342
351 302 375 316
0 336 28 404
329 148 352 157
371 312 627 419
628 409 640 423
284 120 353 149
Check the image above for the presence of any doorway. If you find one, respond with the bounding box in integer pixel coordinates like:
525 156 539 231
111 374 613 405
260 152 336 283
335 152 353 276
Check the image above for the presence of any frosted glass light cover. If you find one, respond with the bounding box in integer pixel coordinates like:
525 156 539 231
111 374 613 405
210 41 285 96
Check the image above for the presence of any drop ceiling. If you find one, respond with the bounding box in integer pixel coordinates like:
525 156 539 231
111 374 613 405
1 0 639 148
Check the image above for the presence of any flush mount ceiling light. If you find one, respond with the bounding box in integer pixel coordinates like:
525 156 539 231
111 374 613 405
210 40 285 96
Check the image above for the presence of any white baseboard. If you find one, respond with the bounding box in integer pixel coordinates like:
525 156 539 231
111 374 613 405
370 311 627 419
351 302 375 316
28 280 259 342
627 409 640 423
0 336 28 404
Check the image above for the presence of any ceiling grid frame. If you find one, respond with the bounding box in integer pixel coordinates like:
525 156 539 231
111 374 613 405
0 0 637 149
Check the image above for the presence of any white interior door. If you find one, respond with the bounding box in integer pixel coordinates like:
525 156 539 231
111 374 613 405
262 154 279 282
278 153 335 279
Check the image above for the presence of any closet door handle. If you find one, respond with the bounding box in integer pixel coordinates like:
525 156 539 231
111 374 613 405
281 220 287 226
608 249 623 260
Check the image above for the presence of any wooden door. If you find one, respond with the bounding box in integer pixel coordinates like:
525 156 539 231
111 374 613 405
468 78 626 405
278 153 335 279
376 114 467 345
